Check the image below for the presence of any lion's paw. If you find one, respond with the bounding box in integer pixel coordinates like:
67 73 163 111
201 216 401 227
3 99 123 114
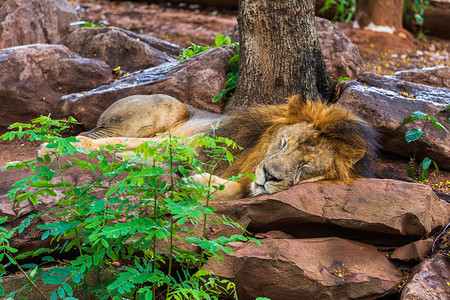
37 142 50 157
74 136 96 150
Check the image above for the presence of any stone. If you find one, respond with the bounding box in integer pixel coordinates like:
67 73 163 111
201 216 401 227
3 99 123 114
315 17 365 79
205 237 402 299
340 72 450 168
0 44 113 128
400 254 450 299
0 0 78 49
254 230 295 239
60 46 235 130
213 179 448 245
59 27 182 72
391 239 433 262
393 66 450 88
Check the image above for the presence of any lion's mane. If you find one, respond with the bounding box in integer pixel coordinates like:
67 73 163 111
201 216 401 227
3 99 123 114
210 96 379 185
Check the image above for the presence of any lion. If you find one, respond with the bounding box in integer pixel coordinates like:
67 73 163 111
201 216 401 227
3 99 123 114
41 94 378 201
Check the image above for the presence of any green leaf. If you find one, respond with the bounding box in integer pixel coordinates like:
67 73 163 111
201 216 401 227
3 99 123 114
414 13 424 25
432 161 440 174
63 283 73 297
421 157 432 170
51 291 57 300
57 286 65 298
407 164 415 178
337 76 350 82
401 115 418 126
43 274 66 285
405 129 423 143
412 111 428 118
215 34 224 47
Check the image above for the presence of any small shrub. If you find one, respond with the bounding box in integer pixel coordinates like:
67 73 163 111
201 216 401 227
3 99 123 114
403 0 430 39
179 34 239 103
318 0 356 23
0 116 258 299
401 110 448 180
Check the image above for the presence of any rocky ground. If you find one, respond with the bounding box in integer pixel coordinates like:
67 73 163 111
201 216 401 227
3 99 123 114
72 0 449 75
0 1 449 299
1 0 448 194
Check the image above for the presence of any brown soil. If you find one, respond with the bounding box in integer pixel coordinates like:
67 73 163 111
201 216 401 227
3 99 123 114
1 0 449 198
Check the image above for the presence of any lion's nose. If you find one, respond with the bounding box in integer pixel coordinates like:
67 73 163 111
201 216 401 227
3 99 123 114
263 165 279 182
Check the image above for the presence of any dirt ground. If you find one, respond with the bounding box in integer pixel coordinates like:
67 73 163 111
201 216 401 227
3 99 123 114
1 0 449 196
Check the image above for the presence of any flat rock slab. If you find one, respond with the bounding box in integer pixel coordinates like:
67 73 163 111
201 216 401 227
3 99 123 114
59 26 182 72
0 44 113 127
60 46 235 130
390 238 433 262
0 0 77 49
205 237 402 300
393 66 450 88
214 179 448 243
340 72 450 168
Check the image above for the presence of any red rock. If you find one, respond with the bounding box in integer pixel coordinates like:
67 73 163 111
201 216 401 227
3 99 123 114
60 46 235 130
205 237 402 299
315 17 365 79
0 0 77 49
214 179 448 243
0 44 113 127
391 239 433 262
340 72 450 168
59 27 182 72
393 66 450 88
401 254 450 299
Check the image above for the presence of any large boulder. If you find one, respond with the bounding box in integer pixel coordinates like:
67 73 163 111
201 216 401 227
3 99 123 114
315 17 365 79
340 72 450 168
214 179 448 245
0 0 78 49
59 27 182 72
60 46 235 130
0 44 113 128
205 238 402 299
400 254 450 299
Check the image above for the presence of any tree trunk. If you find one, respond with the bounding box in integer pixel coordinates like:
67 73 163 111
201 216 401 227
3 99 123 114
225 0 334 110
355 0 404 34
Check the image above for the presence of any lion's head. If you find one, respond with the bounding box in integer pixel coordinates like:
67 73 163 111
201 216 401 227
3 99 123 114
213 96 378 196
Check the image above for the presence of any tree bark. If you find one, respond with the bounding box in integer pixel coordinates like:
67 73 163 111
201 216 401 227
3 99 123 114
355 0 404 34
225 0 334 110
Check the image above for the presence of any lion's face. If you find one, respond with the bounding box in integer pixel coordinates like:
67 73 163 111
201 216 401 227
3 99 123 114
251 123 336 196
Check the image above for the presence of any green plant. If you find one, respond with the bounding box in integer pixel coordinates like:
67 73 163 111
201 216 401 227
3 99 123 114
318 0 356 23
179 34 232 60
403 0 430 39
70 21 105 28
178 34 239 102
0 116 258 299
213 50 239 103
337 76 351 83
401 111 448 180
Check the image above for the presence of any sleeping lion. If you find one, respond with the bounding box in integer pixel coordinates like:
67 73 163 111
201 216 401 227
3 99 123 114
41 94 378 201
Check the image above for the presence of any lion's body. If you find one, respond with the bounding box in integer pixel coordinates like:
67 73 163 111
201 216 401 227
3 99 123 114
68 94 378 200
